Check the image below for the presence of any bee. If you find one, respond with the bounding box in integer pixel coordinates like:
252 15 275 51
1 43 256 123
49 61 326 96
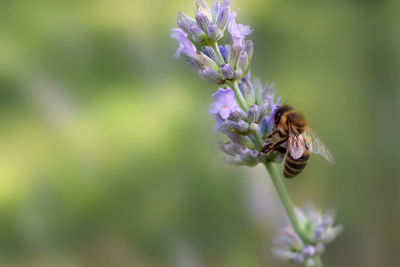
261 105 335 178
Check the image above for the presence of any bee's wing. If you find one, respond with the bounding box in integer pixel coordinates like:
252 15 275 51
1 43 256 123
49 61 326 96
305 127 336 165
288 123 306 159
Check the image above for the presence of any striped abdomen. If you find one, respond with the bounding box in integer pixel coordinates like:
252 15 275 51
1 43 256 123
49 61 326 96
284 149 310 178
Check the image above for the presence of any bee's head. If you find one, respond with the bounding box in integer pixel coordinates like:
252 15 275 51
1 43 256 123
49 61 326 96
273 105 292 126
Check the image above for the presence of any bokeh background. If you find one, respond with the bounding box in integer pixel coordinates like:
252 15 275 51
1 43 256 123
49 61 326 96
0 0 399 266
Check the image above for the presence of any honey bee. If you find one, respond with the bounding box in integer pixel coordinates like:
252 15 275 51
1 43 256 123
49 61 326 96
261 105 335 178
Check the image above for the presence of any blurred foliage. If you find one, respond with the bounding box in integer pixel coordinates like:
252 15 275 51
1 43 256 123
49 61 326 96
0 0 399 266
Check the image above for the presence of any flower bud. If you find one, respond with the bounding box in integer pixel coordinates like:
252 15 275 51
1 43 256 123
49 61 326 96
239 148 259 166
229 42 241 68
283 227 304 250
195 11 211 33
211 1 220 19
224 155 242 165
216 4 230 30
237 120 250 133
241 78 255 105
219 44 230 62
177 12 196 35
220 64 235 80
237 51 249 72
249 123 260 134
230 108 247 121
199 66 224 83
244 40 254 60
248 105 260 123
208 24 221 41
197 51 219 70
253 77 262 104
223 120 249 133
262 82 276 103
225 132 255 149
195 0 211 15
189 24 205 43
258 101 269 119
260 117 272 136
234 70 242 80
186 58 202 73
201 46 218 63
219 141 242 156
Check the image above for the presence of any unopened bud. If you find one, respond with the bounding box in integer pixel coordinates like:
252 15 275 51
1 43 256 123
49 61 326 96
208 24 221 41
248 105 260 123
197 51 219 70
189 24 205 43
202 46 218 63
177 12 196 35
220 63 235 80
199 66 224 83
237 52 249 71
195 0 211 15
253 77 262 104
186 58 202 73
195 11 210 33
219 44 230 62
242 78 255 105
230 108 247 121
219 141 242 156
211 1 220 19
229 43 241 68
244 40 254 60
216 5 230 30
234 69 242 80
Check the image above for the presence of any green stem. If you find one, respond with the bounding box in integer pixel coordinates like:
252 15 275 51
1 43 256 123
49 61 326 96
213 42 225 64
264 163 315 244
231 80 249 113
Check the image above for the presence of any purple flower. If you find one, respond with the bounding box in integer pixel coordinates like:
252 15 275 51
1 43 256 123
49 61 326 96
209 88 239 120
228 11 253 45
273 205 342 265
170 28 198 59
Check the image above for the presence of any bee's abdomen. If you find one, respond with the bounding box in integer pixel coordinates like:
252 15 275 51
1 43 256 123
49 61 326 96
284 149 310 178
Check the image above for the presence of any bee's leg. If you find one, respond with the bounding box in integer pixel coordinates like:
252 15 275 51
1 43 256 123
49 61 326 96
260 142 273 154
263 129 279 140
260 139 286 155
274 145 287 155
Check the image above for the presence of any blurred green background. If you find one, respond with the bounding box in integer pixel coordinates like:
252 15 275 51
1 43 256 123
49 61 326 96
0 0 399 266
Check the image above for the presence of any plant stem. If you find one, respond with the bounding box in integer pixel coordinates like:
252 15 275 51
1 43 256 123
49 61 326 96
231 80 249 113
213 42 225 64
264 162 315 244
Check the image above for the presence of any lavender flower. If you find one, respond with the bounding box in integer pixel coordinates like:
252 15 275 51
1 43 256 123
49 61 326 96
209 88 239 119
273 205 342 266
171 0 255 83
176 0 231 46
171 2 341 266
170 28 198 59
228 11 253 46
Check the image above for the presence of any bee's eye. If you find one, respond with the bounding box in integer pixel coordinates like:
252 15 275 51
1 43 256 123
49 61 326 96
274 111 282 121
